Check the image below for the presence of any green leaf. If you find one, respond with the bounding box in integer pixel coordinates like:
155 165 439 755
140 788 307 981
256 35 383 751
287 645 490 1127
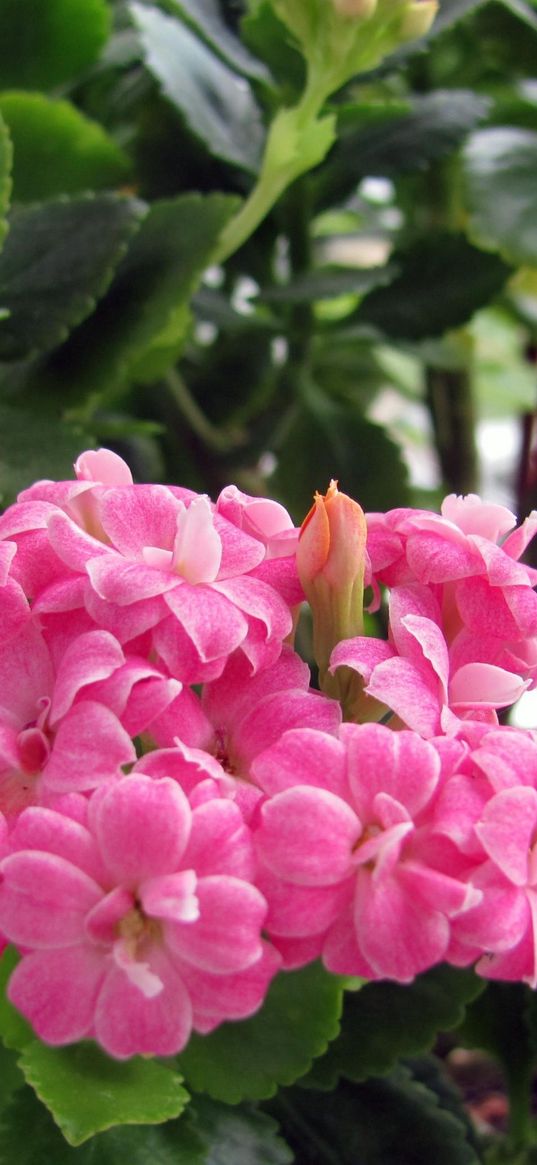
0 193 144 361
316 91 490 208
0 1044 25 1115
427 0 490 35
271 381 409 521
0 0 111 90
177 963 344 1103
0 115 12 253
270 1067 480 1165
0 404 94 507
463 127 537 265
0 93 130 204
302 965 484 1090
191 1096 293 1165
497 0 537 31
0 949 33 1052
358 232 511 340
18 1041 189 1147
163 0 271 83
0 1087 205 1165
131 2 264 173
258 264 398 304
43 192 238 398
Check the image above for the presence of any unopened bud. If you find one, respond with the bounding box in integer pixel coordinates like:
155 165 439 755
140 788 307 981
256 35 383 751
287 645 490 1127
298 481 367 701
399 0 438 41
332 0 378 20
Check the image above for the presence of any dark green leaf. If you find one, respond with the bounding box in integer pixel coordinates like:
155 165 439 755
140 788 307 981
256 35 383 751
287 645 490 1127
131 2 264 172
463 127 537 264
0 193 144 360
302 965 484 1089
0 0 111 90
497 0 537 30
0 93 130 203
271 381 409 521
427 0 490 36
0 949 33 1052
177 963 344 1103
0 404 94 507
258 264 398 304
358 233 511 340
0 1087 204 1165
0 115 12 252
44 193 238 397
191 1096 293 1165
270 1067 480 1165
163 0 271 82
18 1040 189 1146
316 91 490 208
0 1044 25 1115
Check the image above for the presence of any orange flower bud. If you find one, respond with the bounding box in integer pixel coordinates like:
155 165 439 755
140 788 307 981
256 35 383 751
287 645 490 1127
297 481 367 707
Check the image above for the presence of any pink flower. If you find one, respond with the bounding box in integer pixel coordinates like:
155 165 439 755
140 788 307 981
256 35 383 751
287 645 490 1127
0 622 179 819
364 495 537 690
0 776 278 1057
330 583 530 736
254 722 478 981
144 646 342 819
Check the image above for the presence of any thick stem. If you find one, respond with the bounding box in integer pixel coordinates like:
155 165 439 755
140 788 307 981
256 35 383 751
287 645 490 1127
425 364 478 495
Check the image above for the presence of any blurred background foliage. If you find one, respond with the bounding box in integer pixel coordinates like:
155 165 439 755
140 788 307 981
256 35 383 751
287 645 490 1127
0 0 536 528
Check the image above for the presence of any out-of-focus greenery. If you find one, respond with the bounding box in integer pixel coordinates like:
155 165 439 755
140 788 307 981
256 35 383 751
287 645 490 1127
0 0 536 520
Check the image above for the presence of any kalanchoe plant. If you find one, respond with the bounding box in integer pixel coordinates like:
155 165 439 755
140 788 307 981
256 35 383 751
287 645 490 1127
1 450 537 1161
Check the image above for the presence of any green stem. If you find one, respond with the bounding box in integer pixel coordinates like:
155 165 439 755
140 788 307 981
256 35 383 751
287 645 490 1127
215 68 331 266
165 369 239 454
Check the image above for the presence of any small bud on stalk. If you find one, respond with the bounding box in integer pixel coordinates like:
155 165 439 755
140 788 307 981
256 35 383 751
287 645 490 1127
399 0 438 40
332 0 378 21
297 481 367 715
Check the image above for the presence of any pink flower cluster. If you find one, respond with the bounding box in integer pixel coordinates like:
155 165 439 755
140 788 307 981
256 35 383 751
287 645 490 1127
1 454 537 1059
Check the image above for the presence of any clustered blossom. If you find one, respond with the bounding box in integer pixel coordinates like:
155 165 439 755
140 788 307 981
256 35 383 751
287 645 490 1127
2 454 537 1058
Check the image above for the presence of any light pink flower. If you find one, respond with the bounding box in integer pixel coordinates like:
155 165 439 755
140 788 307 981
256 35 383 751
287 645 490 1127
254 723 478 981
330 584 528 736
0 622 179 819
0 776 278 1057
144 646 342 819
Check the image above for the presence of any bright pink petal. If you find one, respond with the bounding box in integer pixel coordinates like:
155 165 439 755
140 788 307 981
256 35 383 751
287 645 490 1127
173 497 222 583
95 948 192 1058
44 701 135 792
476 786 537 885
99 485 180 556
184 941 280 1030
181 799 255 879
343 722 440 820
87 556 178 604
356 867 450 981
8 945 105 1044
94 775 192 885
49 631 125 724
164 584 248 662
252 730 347 798
450 663 529 710
257 786 360 885
330 636 394 684
0 851 101 947
166 875 265 973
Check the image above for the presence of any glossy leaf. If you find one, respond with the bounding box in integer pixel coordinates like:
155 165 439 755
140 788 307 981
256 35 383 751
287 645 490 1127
258 263 398 304
358 233 511 340
270 1067 480 1165
0 93 130 203
0 405 94 507
0 1088 204 1165
164 0 270 82
316 91 489 208
0 193 144 360
302 965 484 1090
0 0 111 90
191 1096 293 1165
177 963 344 1103
131 2 264 173
42 192 238 397
18 1040 189 1146
463 127 537 265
